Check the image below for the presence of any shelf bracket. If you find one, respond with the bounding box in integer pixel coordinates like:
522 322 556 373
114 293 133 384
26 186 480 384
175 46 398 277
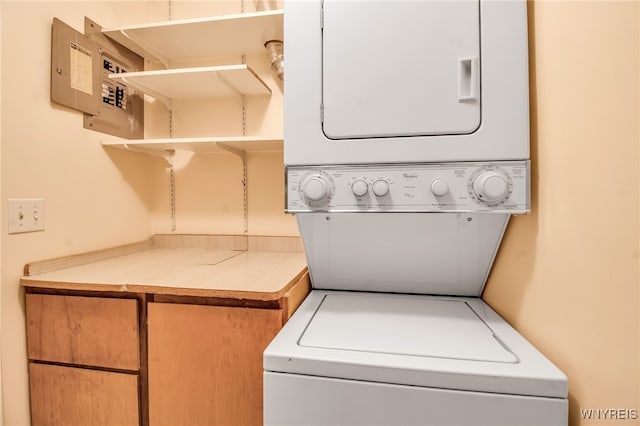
116 144 177 230
169 156 176 232
217 143 248 234
117 75 172 110
216 143 245 161
117 29 170 68
121 144 175 165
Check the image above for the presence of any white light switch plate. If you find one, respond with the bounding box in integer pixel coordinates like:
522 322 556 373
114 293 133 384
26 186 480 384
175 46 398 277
8 199 46 234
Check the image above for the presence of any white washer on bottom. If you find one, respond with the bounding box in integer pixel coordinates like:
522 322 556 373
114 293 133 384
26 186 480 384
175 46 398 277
264 291 568 426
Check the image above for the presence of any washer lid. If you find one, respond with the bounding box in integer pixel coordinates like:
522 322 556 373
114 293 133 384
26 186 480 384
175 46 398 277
265 291 568 398
300 294 516 363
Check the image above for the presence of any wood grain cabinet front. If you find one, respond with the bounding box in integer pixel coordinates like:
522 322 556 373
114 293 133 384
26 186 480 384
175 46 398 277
147 302 283 426
26 294 142 426
26 294 140 370
29 363 140 426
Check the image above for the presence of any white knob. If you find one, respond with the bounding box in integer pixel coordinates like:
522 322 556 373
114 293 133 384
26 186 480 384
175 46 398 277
430 179 449 196
302 176 329 202
473 171 509 202
351 179 369 197
372 180 390 197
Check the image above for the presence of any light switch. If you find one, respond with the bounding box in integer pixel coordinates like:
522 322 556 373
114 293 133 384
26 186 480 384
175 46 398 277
8 199 45 234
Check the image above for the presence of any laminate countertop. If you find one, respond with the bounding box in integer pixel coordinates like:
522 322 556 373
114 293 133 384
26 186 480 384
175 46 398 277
21 234 308 301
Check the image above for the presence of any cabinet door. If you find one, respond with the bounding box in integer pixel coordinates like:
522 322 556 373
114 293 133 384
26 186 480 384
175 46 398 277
148 303 282 426
26 294 140 370
29 363 139 426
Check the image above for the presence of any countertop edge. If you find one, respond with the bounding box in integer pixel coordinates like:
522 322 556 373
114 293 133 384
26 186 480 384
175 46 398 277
21 234 308 300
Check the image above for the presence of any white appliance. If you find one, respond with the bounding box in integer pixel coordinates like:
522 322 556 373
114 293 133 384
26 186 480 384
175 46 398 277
264 0 568 425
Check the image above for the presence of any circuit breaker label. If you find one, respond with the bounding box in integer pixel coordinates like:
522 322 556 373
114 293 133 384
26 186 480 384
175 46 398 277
69 42 93 95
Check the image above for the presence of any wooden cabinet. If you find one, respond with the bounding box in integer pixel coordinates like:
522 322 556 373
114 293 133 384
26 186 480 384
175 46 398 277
147 303 283 426
22 235 309 426
26 294 140 370
29 363 139 426
26 294 142 426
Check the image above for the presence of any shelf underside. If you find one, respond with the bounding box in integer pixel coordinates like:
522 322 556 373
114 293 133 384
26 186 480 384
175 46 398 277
102 10 284 64
103 137 283 154
109 65 271 102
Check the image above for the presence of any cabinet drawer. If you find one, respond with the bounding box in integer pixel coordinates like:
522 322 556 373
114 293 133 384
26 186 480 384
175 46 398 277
29 363 139 426
26 294 139 370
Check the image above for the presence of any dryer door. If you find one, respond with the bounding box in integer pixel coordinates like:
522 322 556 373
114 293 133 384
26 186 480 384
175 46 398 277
284 0 530 166
322 0 481 139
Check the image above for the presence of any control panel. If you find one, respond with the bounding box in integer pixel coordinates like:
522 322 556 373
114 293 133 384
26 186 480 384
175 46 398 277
287 161 530 213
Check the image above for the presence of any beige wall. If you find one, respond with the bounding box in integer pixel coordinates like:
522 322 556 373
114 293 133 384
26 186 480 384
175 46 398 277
484 2 640 425
0 2 295 424
1 1 637 426
1 2 155 425
0 5 3 424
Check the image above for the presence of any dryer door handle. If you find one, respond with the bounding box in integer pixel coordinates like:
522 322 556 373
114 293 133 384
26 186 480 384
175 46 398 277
458 57 479 102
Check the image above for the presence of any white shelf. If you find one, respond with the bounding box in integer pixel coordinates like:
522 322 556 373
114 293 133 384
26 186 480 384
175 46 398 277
102 10 284 64
109 65 271 106
103 136 283 154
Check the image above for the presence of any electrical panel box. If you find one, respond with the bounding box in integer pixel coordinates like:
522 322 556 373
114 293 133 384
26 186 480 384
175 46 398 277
51 17 144 139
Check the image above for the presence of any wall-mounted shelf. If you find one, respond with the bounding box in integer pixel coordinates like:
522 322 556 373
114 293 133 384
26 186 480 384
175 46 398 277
109 65 271 107
103 136 283 155
102 9 284 234
102 10 284 65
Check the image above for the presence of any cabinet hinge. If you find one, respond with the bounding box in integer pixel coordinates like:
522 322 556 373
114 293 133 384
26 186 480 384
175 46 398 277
320 104 324 122
320 6 324 29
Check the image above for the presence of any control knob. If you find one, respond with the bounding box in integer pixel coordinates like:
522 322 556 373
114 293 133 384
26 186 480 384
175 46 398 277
302 175 331 202
372 179 390 197
430 179 449 196
472 170 509 203
351 179 369 197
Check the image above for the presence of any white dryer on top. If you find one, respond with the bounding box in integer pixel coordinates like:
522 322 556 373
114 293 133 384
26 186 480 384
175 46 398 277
284 0 530 166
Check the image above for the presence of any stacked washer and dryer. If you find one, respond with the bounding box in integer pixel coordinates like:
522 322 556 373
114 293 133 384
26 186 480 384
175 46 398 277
264 1 568 425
